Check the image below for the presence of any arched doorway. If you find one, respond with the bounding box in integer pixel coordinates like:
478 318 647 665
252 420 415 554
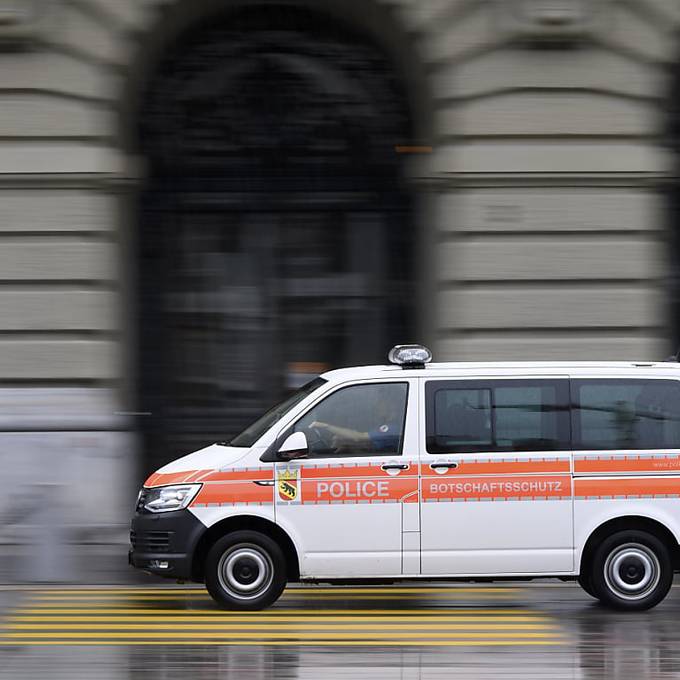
134 4 419 472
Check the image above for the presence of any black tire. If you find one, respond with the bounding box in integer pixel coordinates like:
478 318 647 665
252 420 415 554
205 530 287 610
577 573 598 599
589 530 673 611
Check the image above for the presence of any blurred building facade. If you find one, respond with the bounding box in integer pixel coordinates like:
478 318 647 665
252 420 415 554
0 0 679 577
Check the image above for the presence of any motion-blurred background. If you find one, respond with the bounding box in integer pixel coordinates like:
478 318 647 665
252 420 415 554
0 0 678 581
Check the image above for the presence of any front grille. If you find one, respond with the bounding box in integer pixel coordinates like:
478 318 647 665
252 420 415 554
130 530 173 553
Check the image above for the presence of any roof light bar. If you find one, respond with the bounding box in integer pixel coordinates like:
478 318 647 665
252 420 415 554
388 344 432 369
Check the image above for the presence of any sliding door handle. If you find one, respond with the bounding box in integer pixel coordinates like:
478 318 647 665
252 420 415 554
429 462 459 470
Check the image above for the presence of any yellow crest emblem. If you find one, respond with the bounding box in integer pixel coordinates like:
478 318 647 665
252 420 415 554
277 469 298 502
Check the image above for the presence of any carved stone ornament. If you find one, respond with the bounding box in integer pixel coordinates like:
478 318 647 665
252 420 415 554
0 0 55 45
496 0 610 44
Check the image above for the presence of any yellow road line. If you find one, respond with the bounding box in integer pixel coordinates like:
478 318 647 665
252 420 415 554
30 589 199 594
27 594 516 607
3 631 562 639
0 639 565 647
11 608 540 616
0 581 566 650
7 623 559 631
33 587 520 595
8 615 551 624
31 595 518 602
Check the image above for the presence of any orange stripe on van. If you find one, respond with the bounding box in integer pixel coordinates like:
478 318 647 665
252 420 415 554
301 462 418 479
201 468 274 482
192 481 273 506
422 459 570 477
575 477 680 499
144 470 214 487
145 468 274 487
574 455 680 475
301 476 418 504
422 475 571 502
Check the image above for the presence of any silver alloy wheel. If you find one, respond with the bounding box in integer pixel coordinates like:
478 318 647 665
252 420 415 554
217 543 274 601
603 542 661 601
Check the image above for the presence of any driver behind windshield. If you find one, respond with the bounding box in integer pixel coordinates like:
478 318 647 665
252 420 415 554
308 398 402 455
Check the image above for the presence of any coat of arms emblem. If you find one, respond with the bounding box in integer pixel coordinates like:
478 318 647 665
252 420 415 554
277 469 299 502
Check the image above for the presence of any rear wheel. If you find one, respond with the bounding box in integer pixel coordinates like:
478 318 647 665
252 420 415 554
205 530 287 610
590 530 672 611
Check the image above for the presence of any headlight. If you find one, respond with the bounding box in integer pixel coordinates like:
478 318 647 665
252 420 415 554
140 484 201 513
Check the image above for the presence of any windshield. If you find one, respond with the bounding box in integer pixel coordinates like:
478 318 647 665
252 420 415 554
229 377 328 448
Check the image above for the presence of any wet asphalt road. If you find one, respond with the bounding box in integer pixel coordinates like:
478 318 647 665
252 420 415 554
0 582 679 679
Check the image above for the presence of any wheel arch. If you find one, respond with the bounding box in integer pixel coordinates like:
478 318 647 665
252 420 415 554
579 515 680 576
191 515 300 583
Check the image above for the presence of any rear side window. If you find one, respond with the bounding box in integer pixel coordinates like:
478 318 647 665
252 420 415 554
571 379 680 450
425 380 569 454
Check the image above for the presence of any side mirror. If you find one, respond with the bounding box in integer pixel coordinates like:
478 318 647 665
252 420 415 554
277 431 309 460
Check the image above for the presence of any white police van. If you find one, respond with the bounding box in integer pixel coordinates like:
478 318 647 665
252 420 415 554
130 345 680 610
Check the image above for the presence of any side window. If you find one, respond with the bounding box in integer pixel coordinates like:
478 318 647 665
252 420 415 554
572 379 680 450
426 379 569 454
293 383 408 457
495 385 563 451
433 388 492 450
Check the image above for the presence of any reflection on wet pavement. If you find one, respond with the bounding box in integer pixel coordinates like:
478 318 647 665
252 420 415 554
0 583 679 679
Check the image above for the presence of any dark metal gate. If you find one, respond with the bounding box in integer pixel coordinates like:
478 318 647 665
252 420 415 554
136 5 416 472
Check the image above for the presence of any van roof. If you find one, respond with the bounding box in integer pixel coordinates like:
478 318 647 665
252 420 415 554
320 361 680 382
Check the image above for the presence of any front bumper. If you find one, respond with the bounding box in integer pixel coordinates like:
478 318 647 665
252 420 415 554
128 508 205 580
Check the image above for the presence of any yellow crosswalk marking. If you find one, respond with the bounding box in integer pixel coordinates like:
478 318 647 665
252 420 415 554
0 586 567 648
4 630 562 639
34 586 519 595
9 615 551 623
8 622 559 631
30 594 518 601
12 608 540 615
0 640 564 647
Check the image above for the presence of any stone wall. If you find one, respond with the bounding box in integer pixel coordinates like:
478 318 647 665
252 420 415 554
0 0 679 577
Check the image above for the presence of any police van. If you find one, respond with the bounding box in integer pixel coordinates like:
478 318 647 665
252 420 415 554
129 345 680 611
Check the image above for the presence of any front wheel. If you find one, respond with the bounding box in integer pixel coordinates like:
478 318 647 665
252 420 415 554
205 531 287 610
590 530 673 611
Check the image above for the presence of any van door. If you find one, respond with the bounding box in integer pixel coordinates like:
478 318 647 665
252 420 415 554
273 379 419 578
419 377 573 575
